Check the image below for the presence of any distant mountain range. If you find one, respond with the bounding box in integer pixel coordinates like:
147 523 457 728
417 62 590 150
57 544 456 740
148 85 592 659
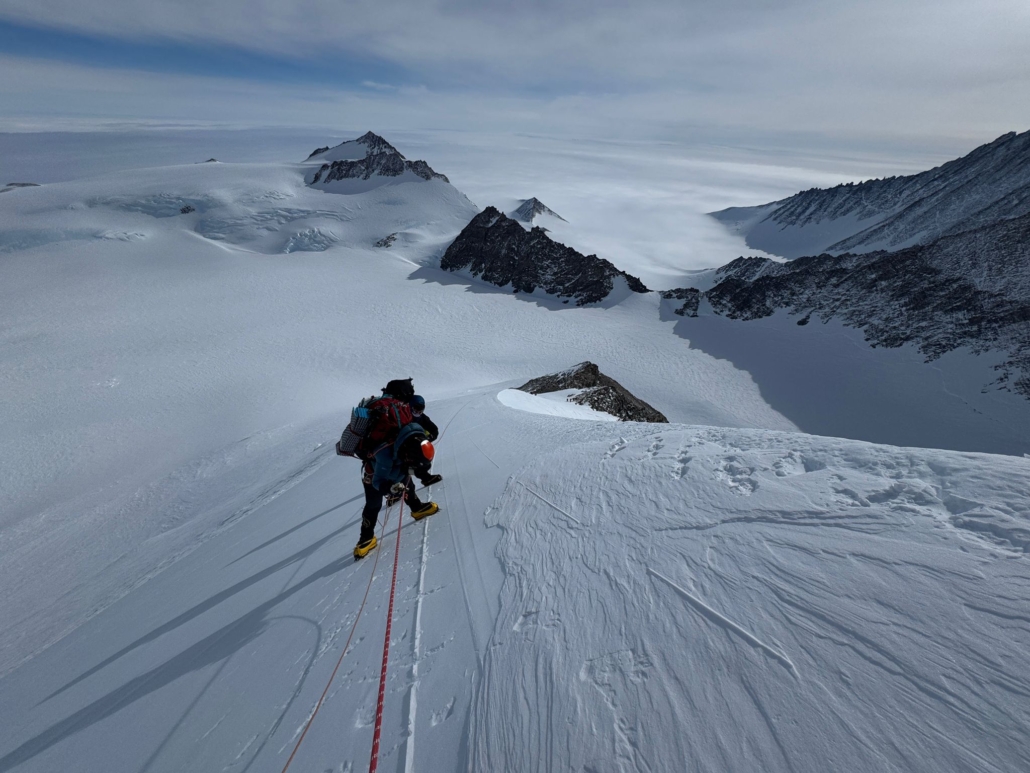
679 131 1030 403
712 130 1030 258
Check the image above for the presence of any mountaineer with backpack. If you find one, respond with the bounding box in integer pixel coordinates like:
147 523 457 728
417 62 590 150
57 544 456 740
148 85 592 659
336 378 440 559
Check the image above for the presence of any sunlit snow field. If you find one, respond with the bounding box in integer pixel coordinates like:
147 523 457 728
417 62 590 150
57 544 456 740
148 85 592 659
1 130 1028 772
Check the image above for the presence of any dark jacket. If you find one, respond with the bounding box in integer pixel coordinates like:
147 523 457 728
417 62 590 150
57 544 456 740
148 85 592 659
371 422 430 491
412 413 439 441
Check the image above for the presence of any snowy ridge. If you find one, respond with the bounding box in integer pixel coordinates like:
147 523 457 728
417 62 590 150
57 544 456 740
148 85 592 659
712 129 1030 258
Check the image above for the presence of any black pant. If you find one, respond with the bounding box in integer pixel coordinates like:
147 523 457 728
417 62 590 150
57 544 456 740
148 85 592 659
359 477 423 542
411 460 435 485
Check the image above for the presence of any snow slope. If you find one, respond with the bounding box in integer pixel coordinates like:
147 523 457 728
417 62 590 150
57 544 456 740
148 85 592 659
0 154 790 683
2 140 1030 772
1 387 1028 773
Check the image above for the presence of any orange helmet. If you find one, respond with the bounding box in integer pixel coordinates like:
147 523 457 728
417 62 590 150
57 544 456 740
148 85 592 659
420 440 435 461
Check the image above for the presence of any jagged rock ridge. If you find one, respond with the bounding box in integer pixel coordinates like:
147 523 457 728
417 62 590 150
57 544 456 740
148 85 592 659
307 132 449 185
518 362 668 422
712 130 1030 257
441 207 648 306
512 197 566 223
670 212 1030 397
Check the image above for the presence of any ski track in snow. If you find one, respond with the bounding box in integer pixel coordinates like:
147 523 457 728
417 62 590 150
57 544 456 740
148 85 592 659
647 568 798 676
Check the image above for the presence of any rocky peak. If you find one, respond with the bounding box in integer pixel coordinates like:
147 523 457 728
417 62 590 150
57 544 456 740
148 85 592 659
441 207 649 306
518 362 668 422
513 197 566 223
354 131 399 155
306 131 449 185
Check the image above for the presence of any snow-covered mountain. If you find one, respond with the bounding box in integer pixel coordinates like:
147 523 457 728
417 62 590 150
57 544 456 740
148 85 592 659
0 134 475 257
306 131 450 189
441 206 649 305
663 218 1030 454
510 196 566 224
712 129 1030 258
2 134 1030 773
702 213 1030 395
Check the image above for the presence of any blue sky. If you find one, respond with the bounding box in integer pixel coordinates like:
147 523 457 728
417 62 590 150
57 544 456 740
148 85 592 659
1 0 1028 147
0 18 408 88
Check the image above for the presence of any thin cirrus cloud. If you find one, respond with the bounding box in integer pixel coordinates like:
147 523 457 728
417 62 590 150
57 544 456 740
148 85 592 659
0 0 1028 142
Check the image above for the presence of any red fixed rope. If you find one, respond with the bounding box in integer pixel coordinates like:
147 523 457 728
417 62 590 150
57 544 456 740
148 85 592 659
280 502 393 773
368 478 408 773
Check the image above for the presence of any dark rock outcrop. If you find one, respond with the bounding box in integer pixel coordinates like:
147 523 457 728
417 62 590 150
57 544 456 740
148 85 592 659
308 132 449 184
518 362 667 422
674 212 1030 397
1 182 40 194
661 287 701 317
441 207 648 306
375 233 397 248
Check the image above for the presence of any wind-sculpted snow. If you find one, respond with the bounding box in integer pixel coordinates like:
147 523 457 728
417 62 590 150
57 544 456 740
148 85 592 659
475 427 1030 773
713 130 1030 257
441 206 649 305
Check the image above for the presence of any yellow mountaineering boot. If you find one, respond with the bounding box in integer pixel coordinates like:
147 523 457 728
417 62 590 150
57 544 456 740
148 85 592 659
353 535 377 559
410 502 439 521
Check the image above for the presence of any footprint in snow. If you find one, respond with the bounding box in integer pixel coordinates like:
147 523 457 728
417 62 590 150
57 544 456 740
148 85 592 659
716 457 758 495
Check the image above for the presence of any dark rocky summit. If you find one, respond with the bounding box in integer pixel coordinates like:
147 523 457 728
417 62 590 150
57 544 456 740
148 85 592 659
441 207 648 306
512 197 566 223
308 132 449 184
670 211 1030 397
518 362 668 422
